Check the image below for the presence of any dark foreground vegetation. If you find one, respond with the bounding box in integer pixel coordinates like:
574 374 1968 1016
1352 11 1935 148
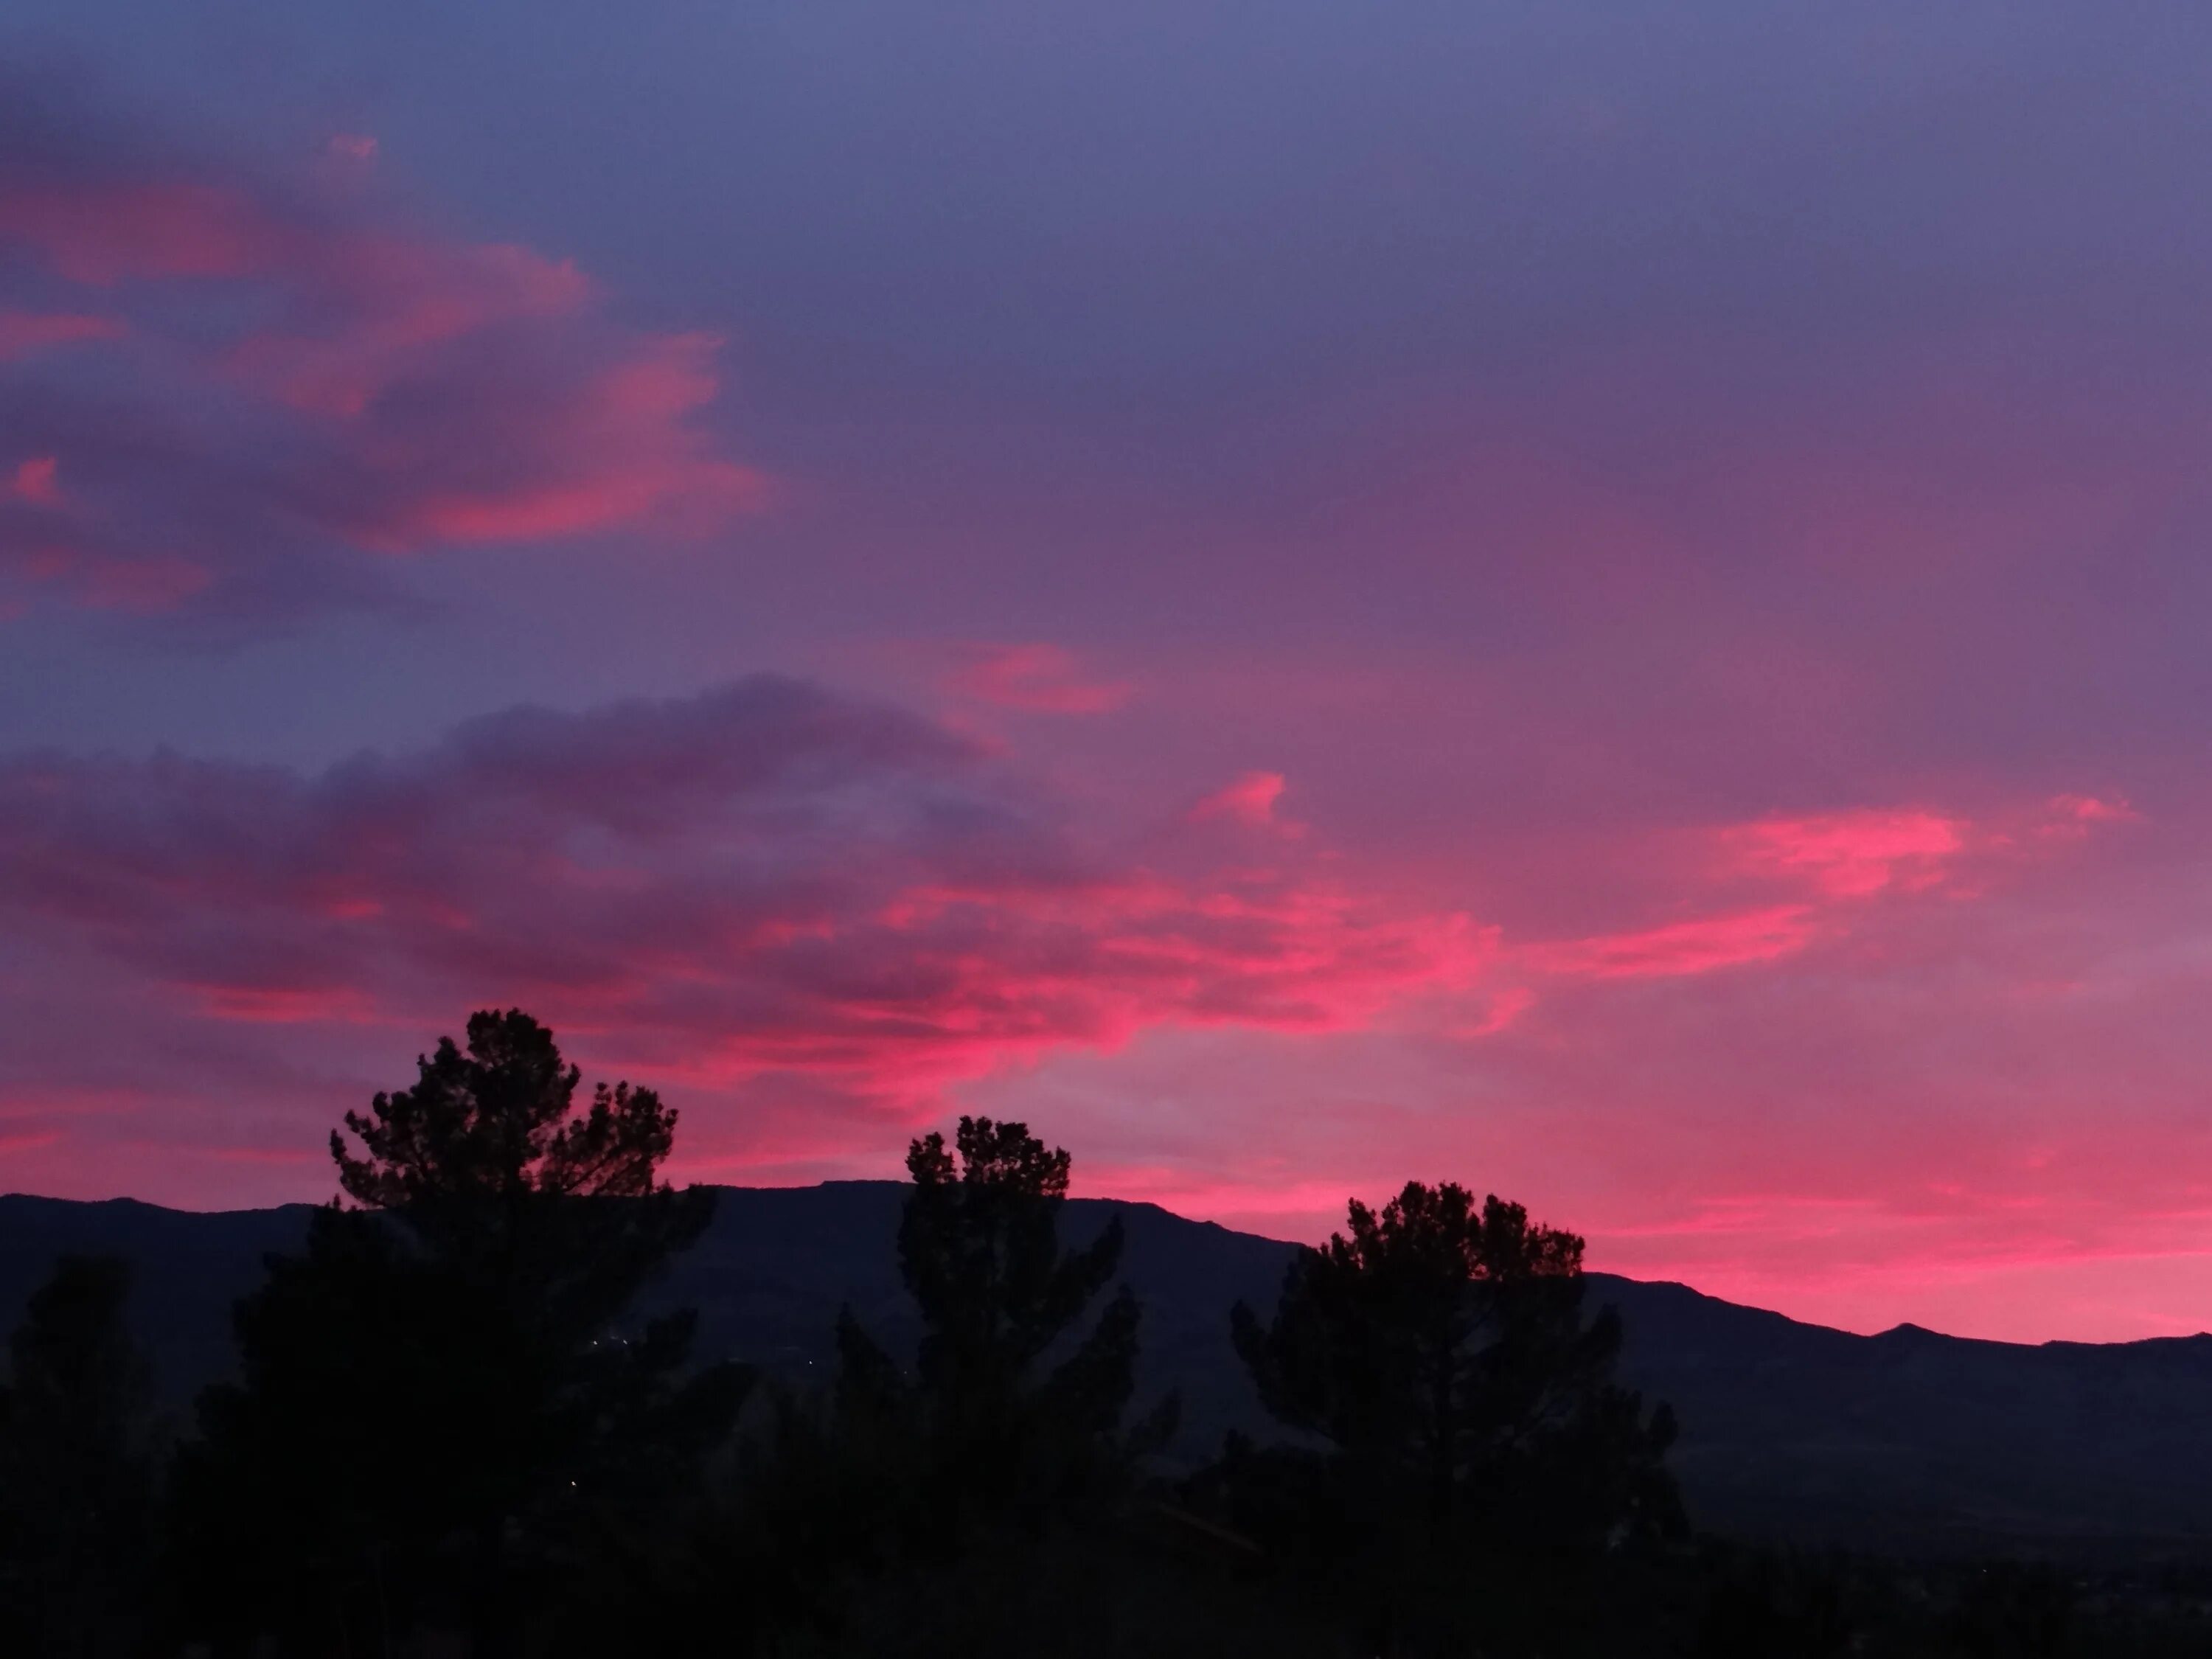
2 1010 2210 1656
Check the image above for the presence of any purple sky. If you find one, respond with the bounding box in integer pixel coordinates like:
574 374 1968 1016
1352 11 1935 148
5 3 2212 1340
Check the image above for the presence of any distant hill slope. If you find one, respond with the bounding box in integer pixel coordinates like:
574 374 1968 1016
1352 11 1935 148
7 1183 2212 1559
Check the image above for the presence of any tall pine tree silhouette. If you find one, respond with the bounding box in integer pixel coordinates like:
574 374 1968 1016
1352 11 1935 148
1227 1180 1679 1655
838 1116 1176 1528
173 1010 746 1657
728 1119 1178 1656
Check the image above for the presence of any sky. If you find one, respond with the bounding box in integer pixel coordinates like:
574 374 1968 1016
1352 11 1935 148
4 2 2212 1343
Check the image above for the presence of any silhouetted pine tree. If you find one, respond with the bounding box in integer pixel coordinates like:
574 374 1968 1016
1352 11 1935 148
1223 1180 1680 1655
0 1254 155 1659
743 1119 1176 1653
843 1118 1176 1518
171 1009 748 1657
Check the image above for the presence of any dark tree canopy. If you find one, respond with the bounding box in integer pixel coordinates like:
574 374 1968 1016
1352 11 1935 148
173 1010 745 1657
333 1009 712 1332
1 1253 151 1494
837 1116 1175 1525
0 1255 155 1658
1220 1182 1680 1655
335 1006 681 1208
1233 1180 1679 1545
11 1110 2189 1658
900 1119 1113 1415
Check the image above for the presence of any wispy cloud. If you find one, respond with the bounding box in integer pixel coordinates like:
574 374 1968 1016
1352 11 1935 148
1537 904 1819 981
0 307 124 359
1723 809 1966 897
943 642 1131 714
1190 770 1287 827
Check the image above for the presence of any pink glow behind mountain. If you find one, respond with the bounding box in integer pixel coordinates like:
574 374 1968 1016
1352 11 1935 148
4 6 2211 1342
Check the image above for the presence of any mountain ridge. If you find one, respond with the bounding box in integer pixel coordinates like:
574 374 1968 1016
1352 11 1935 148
6 1182 2211 1559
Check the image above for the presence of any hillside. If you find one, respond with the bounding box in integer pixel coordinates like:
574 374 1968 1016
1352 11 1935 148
6 1183 2212 1559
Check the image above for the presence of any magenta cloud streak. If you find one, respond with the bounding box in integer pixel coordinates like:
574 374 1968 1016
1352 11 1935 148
0 678 1495 1195
0 672 2163 1345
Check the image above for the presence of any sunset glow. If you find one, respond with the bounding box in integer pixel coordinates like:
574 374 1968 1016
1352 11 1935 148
6 7 2212 1346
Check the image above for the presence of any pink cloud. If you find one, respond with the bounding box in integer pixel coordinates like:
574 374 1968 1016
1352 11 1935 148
0 98 763 620
2051 793 2135 823
1725 808 1967 897
191 985 380 1025
0 309 124 360
1515 796 2129 990
79 557 210 611
220 237 594 418
7 456 58 506
975 872 2212 1340
1537 904 1820 979
1191 770 1287 827
2039 793 2140 841
945 643 1132 714
0 178 276 284
0 674 2188 1341
0 679 1484 1175
372 334 767 543
1461 984 1535 1035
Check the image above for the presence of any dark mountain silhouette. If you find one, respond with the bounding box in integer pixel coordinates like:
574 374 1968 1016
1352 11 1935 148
7 1183 2212 1559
